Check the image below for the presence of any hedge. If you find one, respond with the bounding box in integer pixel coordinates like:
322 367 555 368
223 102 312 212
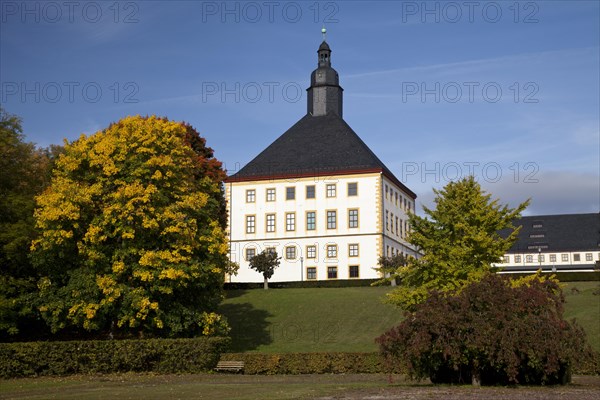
220 351 599 376
224 279 379 290
0 337 230 378
219 352 400 374
499 271 600 282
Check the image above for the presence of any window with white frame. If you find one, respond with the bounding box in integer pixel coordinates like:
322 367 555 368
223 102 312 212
526 255 533 263
515 255 522 263
327 210 337 229
327 244 337 258
266 188 276 201
348 209 358 228
306 245 316 259
285 246 296 260
349 243 359 257
306 211 316 230
245 248 256 261
266 214 276 232
286 213 295 231
246 189 255 203
326 184 336 198
307 267 317 280
561 254 569 262
586 253 593 261
246 215 255 234
550 254 557 262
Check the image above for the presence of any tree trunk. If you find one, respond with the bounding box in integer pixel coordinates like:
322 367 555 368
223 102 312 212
264 277 269 290
471 365 481 387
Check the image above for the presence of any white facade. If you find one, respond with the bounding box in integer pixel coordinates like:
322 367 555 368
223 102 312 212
226 172 417 282
494 250 600 272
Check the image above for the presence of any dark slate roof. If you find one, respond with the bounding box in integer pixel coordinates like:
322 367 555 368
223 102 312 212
501 213 600 253
319 41 331 51
227 113 416 198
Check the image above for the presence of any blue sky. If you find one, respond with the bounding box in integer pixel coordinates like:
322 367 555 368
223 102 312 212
1 0 598 216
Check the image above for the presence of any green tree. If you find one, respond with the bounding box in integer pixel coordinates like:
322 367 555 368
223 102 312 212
31 115 229 337
0 108 55 337
249 250 281 290
387 176 529 310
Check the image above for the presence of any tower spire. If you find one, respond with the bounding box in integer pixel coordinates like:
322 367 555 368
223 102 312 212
307 30 343 117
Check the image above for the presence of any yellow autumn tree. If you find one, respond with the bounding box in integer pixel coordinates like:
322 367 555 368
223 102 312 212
31 116 229 337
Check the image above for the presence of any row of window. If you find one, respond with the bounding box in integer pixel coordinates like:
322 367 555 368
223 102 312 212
306 265 360 280
384 183 413 212
246 209 359 234
385 210 409 238
504 252 596 264
245 182 358 203
245 243 360 261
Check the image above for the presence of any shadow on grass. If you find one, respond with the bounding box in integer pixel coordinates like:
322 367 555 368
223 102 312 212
219 302 273 352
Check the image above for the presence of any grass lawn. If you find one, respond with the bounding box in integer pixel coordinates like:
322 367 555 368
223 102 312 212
219 281 600 353
2 374 599 400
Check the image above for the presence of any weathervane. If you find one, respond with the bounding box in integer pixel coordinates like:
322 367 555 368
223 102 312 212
321 25 327 41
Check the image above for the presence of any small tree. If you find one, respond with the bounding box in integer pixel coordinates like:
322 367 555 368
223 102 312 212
374 253 409 286
387 176 529 310
249 250 280 290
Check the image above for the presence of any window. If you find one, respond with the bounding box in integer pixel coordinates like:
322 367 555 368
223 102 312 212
327 210 337 229
573 254 580 262
286 213 295 231
400 219 403 237
286 187 295 200
385 184 388 199
347 182 357 196
586 253 593 261
245 248 256 261
529 233 545 238
404 198 407 210
327 244 337 258
503 256 510 263
561 254 569 262
306 185 315 199
349 265 359 278
348 209 359 228
327 266 338 279
265 247 276 255
246 189 255 203
246 215 255 234
306 211 316 230
526 255 533 263
385 210 389 231
349 243 359 257
266 188 276 202
307 267 317 280
326 184 336 198
266 214 276 232
532 222 543 228
285 246 297 260
306 245 316 259
395 192 399 206
395 217 399 236
515 255 522 263
538 254 545 262
550 254 557 262
386 245 390 257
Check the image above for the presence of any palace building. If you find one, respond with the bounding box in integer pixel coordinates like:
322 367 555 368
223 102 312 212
496 213 600 272
225 35 418 282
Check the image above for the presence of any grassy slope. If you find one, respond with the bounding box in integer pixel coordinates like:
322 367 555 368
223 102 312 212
219 282 600 353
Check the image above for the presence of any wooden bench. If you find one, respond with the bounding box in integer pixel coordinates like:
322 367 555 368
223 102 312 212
214 360 244 373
